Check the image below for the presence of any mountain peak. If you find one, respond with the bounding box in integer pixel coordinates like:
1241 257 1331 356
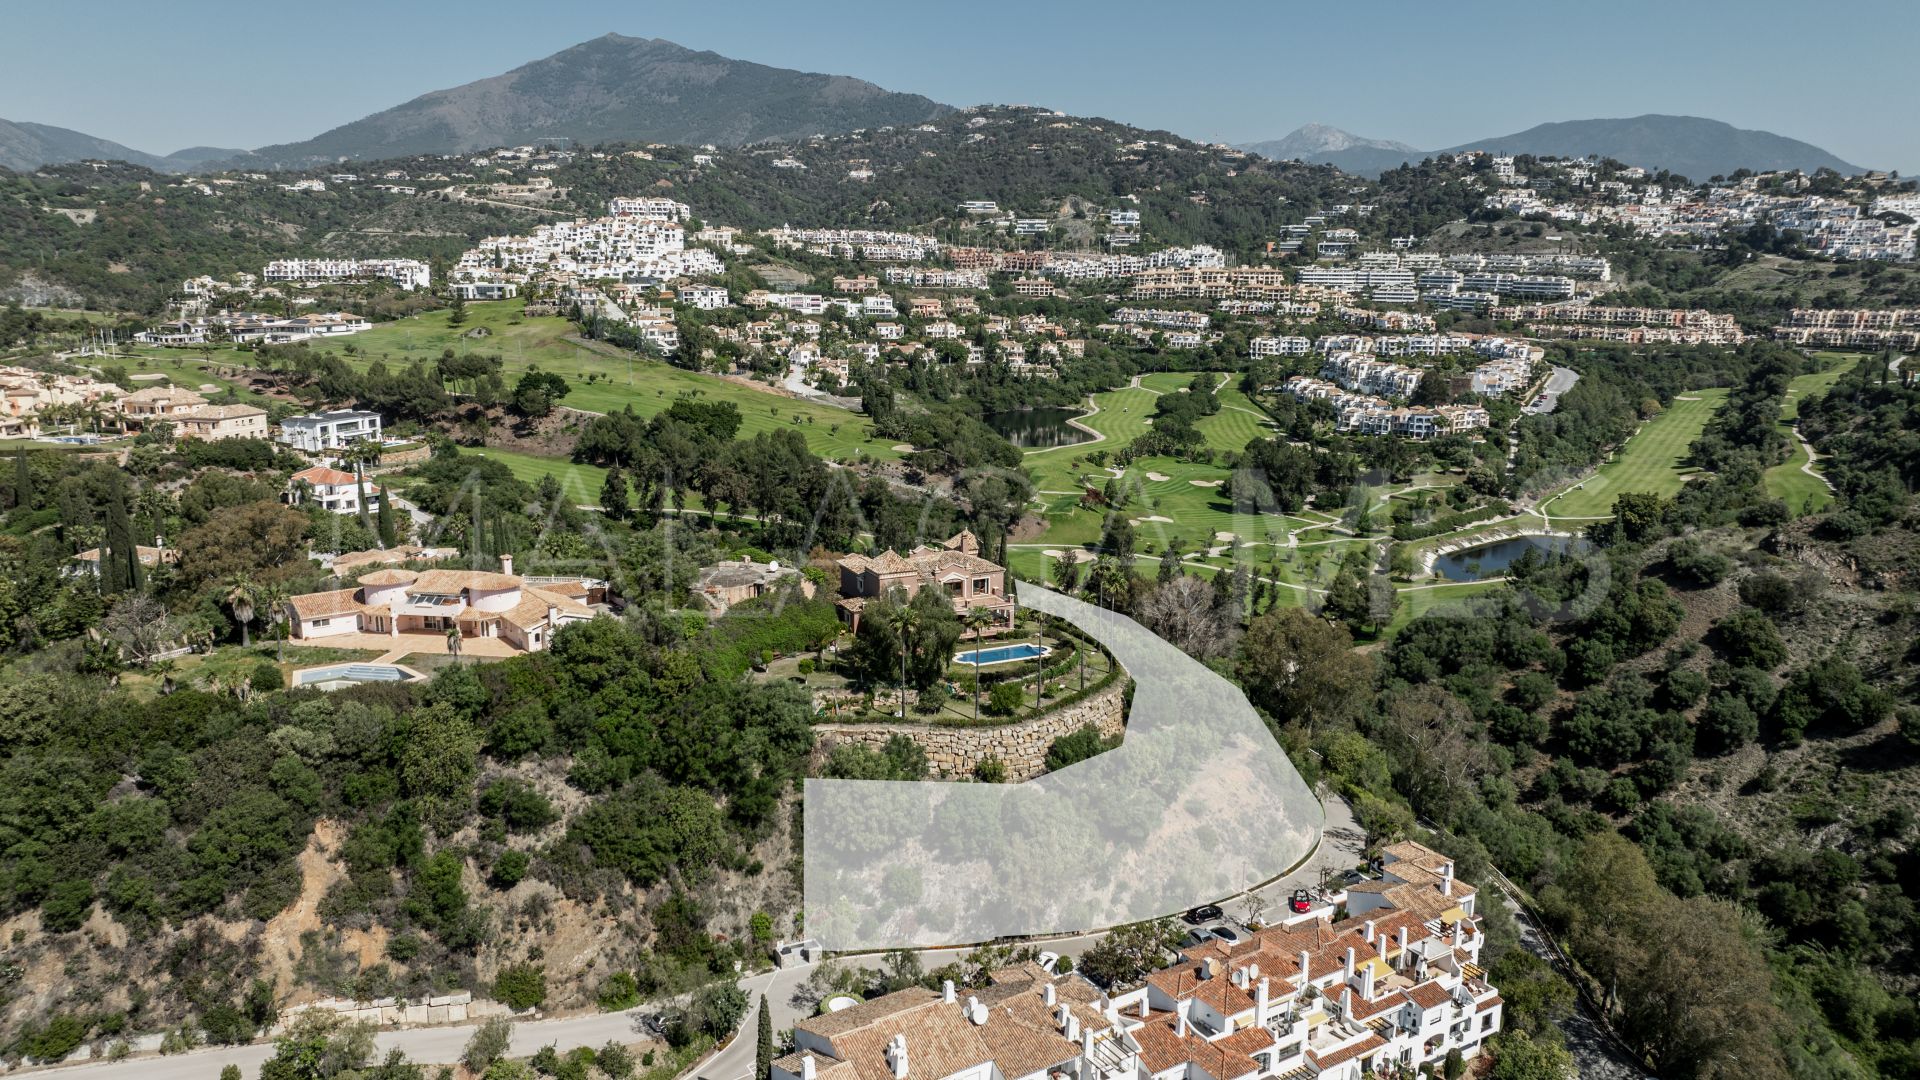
1437 114 1862 179
231 35 953 168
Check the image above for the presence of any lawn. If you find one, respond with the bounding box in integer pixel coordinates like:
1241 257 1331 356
304 302 898 463
118 349 277 407
470 447 611 505
1539 388 1728 520
1763 351 1863 514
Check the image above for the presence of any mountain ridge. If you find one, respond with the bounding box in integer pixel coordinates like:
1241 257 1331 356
1239 114 1866 179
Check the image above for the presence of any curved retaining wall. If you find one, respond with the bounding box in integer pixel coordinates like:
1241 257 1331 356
814 680 1126 781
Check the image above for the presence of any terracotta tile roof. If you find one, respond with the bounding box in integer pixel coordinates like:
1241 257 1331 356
183 404 266 421
1132 1015 1267 1079
1477 995 1503 1012
287 588 364 620
1405 981 1452 1011
359 568 419 586
498 586 594 631
409 568 523 594
330 545 460 573
292 466 361 486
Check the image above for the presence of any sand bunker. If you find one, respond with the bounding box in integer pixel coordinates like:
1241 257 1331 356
1145 471 1171 482
1132 515 1174 524
1190 479 1224 488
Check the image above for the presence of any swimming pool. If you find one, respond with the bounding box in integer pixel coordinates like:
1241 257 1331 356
953 643 1050 667
292 663 426 691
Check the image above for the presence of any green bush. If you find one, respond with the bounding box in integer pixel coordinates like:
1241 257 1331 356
598 971 641 1012
986 681 1024 716
973 755 1008 783
494 962 549 1010
492 849 531 889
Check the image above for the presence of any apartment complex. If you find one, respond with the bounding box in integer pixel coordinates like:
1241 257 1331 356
1772 307 1920 350
262 259 431 291
774 842 1501 1080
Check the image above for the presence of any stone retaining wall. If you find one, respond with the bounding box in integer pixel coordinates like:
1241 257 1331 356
815 680 1127 781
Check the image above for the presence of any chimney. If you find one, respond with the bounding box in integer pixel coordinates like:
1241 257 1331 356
943 980 956 1004
1044 983 1057 1006
1360 961 1375 1000
1343 947 1355 980
1138 998 1150 1019
1255 977 1270 1017
1175 1010 1188 1039
1451 923 1464 950
802 1057 817 1080
1297 950 1310 987
499 552 513 576
1232 967 1248 990
1363 920 1376 944
1396 926 1409 959
1056 1004 1069 1030
1066 1015 1079 1043
1340 987 1353 1020
1081 1028 1093 1060
886 1035 909 1080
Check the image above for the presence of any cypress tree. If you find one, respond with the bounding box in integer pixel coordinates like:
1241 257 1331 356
11 449 29 510
755 997 773 1080
377 482 398 548
103 476 138 594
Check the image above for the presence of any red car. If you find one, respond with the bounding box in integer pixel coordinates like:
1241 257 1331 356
1289 889 1313 914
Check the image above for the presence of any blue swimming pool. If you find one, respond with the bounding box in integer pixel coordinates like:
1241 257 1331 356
292 663 425 690
954 643 1050 667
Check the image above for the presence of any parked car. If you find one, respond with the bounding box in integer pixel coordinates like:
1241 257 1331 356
1182 904 1223 925
1288 889 1313 914
1036 951 1060 974
1207 924 1246 944
1184 926 1217 947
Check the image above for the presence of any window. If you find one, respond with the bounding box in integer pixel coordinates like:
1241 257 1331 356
1480 1014 1493 1031
312 618 330 627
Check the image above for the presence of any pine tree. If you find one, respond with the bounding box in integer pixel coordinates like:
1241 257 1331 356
601 467 630 521
754 997 773 1080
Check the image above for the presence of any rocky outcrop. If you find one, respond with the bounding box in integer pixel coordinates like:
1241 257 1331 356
815 680 1126 781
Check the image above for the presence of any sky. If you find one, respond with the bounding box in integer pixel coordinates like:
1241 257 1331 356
3 0 1913 171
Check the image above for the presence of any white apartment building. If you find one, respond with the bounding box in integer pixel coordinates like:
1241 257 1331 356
279 410 384 453
285 465 381 516
1250 336 1312 358
264 259 431 291
608 197 692 220
677 285 731 310
449 282 518 301
1014 219 1053 235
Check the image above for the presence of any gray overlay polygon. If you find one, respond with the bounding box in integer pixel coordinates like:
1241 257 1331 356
803 582 1321 950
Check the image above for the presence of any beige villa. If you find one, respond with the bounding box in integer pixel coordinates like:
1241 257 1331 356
834 529 1014 633
285 555 595 653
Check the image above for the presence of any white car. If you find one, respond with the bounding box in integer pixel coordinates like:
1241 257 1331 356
1036 951 1060 973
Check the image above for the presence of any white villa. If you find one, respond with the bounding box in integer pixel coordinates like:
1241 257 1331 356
284 555 594 653
286 465 380 516
279 409 384 453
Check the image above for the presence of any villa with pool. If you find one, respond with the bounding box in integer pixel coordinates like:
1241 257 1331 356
834 529 1015 634
284 554 596 653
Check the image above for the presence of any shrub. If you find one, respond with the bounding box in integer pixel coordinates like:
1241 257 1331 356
973 755 1008 783
478 778 557 831
986 681 1024 716
1046 724 1108 771
598 971 641 1012
492 849 531 889
495 963 549 1010
463 1017 514 1072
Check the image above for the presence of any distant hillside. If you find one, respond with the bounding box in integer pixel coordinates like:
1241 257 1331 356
160 146 248 169
0 118 173 172
231 34 954 168
1437 114 1862 181
1242 114 1865 180
1237 124 1424 176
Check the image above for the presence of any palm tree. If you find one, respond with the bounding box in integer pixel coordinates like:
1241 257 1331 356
882 602 919 718
963 607 996 722
224 576 258 648
446 624 463 662
258 582 291 663
152 657 178 696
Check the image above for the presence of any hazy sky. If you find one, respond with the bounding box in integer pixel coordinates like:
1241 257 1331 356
4 0 1912 171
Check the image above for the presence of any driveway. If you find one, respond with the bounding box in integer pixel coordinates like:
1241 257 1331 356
1523 366 1580 415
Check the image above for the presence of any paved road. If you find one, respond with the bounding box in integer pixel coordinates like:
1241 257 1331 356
1522 366 1580 415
